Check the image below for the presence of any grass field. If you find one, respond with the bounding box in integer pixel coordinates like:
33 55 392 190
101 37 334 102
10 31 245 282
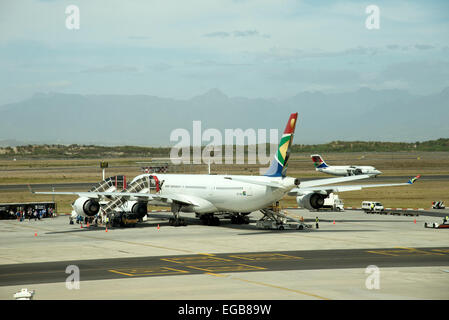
0 152 448 213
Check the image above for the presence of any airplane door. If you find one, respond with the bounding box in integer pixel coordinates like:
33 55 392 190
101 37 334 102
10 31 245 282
148 175 161 194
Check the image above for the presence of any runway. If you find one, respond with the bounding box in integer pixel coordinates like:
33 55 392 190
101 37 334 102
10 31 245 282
1 247 449 287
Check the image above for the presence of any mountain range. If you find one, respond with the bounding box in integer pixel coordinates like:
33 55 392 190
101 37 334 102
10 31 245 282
0 87 448 146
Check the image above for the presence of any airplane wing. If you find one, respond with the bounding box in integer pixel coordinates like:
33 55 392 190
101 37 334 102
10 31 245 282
288 175 421 196
30 189 197 206
299 174 372 188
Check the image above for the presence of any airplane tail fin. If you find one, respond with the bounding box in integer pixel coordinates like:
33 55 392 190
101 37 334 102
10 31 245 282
264 113 298 177
408 175 421 184
311 154 328 169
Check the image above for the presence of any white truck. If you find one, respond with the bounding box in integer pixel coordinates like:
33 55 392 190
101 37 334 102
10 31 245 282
362 201 384 213
323 193 344 211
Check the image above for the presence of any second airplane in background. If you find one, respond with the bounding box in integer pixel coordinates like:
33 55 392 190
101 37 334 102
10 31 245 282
311 154 382 177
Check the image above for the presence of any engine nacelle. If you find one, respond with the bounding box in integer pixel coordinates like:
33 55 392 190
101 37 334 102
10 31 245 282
123 201 148 219
73 197 100 217
296 193 326 210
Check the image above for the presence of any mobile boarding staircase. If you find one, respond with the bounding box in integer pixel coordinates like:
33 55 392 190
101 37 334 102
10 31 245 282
100 176 150 214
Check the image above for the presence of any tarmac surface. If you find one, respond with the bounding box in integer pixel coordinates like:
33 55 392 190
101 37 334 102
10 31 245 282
0 209 448 300
1 247 448 287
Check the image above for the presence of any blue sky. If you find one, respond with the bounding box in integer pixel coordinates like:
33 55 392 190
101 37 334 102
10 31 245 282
0 0 448 105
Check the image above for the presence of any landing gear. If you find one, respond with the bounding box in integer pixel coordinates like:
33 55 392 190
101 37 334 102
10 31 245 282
230 213 250 224
169 217 186 226
170 204 187 227
200 213 220 226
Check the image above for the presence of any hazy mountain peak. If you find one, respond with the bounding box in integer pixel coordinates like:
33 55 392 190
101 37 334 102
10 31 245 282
191 88 228 101
31 92 59 99
440 86 449 97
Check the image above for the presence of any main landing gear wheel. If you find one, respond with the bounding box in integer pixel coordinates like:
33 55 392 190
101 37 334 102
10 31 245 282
201 214 220 226
230 214 250 224
169 206 187 227
169 217 187 227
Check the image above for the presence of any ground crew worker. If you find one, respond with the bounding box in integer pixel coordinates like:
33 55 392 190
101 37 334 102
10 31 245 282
444 216 448 224
315 216 319 229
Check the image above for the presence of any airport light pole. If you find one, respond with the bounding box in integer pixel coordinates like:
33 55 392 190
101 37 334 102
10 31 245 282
100 161 108 181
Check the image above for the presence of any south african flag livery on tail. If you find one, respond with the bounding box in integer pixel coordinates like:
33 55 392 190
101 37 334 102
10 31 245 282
408 175 421 184
264 113 298 177
311 155 328 169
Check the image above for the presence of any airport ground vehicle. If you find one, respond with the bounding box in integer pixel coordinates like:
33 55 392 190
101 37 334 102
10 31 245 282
256 219 308 230
111 212 138 227
424 221 449 229
322 193 344 211
256 202 310 230
362 201 384 213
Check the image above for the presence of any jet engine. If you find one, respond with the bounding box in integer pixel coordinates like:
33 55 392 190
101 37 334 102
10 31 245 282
73 197 100 217
123 201 148 219
296 193 326 210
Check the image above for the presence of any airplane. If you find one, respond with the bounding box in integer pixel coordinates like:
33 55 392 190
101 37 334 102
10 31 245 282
311 154 382 177
31 113 419 226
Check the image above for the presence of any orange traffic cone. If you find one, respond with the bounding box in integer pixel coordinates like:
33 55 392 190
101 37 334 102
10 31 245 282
333 220 336 225
105 226 108 232
157 224 160 231
34 232 37 237
414 219 416 224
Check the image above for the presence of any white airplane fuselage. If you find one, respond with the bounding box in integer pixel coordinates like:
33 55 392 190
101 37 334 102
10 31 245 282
131 173 298 214
317 166 381 177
